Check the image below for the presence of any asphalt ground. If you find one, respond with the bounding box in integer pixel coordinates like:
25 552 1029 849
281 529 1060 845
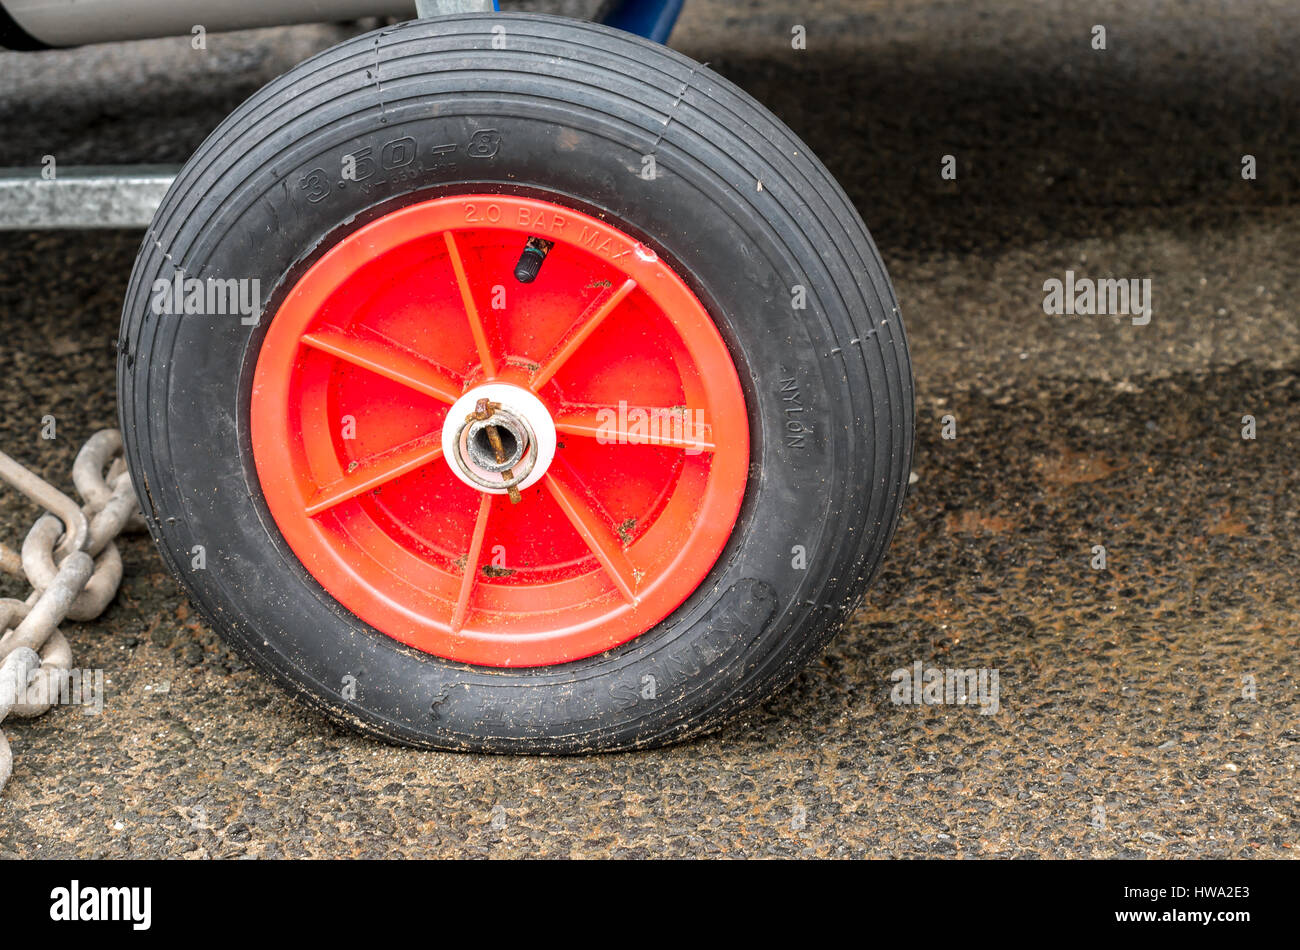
0 0 1295 857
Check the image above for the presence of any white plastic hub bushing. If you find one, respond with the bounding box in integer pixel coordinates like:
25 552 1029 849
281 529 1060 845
441 383 557 494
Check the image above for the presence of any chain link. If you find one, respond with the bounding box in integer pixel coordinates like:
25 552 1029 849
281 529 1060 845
0 429 143 794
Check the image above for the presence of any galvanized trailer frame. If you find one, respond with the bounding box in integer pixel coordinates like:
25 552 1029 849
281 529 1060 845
0 0 685 230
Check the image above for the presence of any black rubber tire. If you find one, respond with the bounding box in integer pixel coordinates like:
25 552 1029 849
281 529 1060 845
118 13 914 752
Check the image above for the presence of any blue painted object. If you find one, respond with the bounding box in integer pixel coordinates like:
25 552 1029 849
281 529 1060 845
598 0 685 44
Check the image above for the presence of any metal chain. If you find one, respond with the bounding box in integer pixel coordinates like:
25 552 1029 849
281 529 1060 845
0 429 144 793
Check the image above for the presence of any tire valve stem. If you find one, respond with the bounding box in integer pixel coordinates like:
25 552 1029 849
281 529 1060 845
513 236 554 284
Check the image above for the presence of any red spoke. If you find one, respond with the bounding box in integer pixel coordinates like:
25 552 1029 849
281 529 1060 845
553 406 715 453
543 470 639 605
443 231 498 378
300 327 463 404
450 493 493 632
531 278 637 389
305 433 444 517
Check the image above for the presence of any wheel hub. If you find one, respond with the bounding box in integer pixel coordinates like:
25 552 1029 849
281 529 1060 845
441 383 556 496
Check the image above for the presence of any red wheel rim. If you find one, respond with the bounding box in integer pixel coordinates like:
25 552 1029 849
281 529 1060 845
250 195 749 667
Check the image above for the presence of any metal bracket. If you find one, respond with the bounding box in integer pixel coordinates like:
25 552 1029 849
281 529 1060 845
0 165 178 230
414 0 497 16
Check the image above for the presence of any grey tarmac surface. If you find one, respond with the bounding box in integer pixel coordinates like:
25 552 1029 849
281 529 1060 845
0 0 1296 857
